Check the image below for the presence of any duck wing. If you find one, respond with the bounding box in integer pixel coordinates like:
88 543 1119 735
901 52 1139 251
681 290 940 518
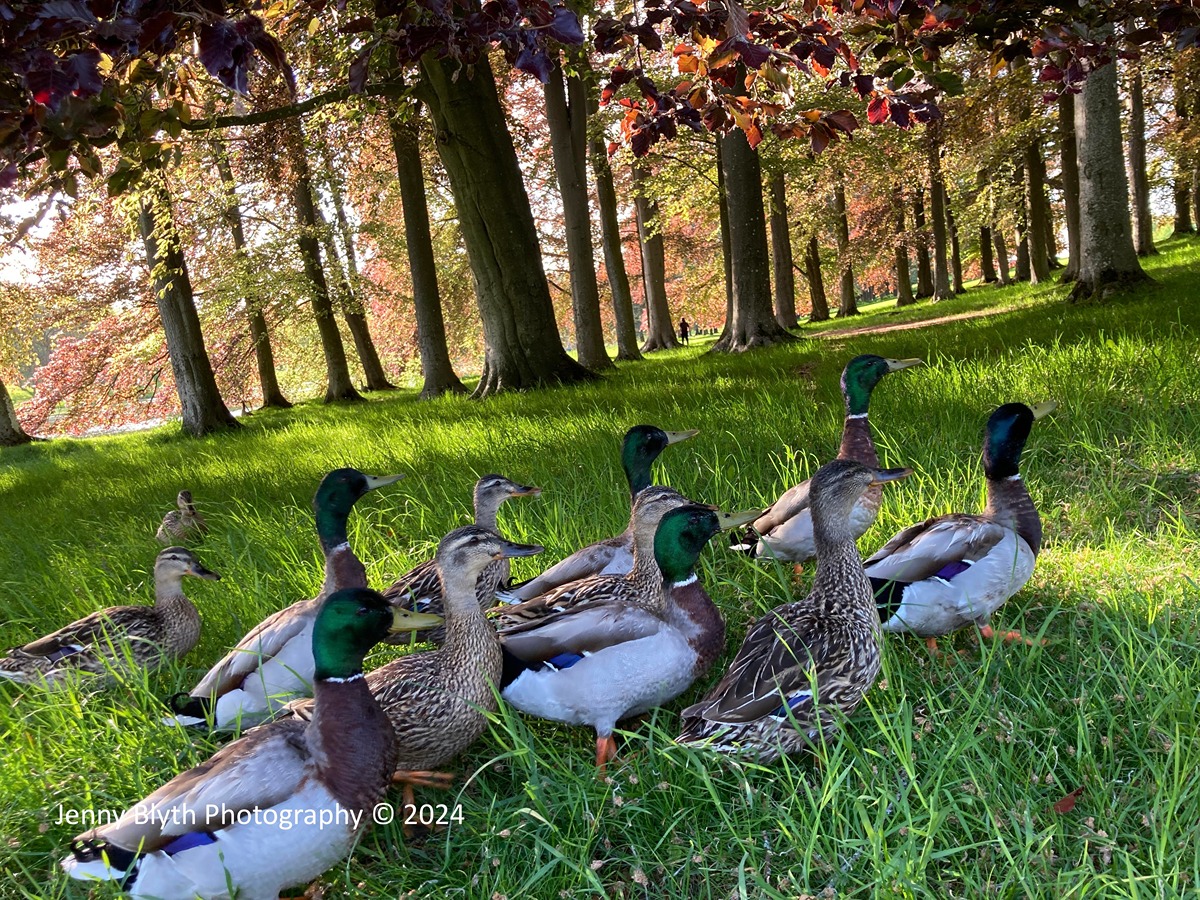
864 514 1007 584
19 606 157 662
188 599 318 700
681 604 831 725
381 560 441 611
501 535 628 603
751 479 812 536
500 600 665 663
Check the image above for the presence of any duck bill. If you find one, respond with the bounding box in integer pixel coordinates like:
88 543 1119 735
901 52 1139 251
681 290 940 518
390 608 443 634
363 473 405 491
870 467 914 485
190 563 221 581
714 508 763 531
493 539 545 560
511 484 542 497
885 358 924 372
663 429 700 445
1030 401 1057 420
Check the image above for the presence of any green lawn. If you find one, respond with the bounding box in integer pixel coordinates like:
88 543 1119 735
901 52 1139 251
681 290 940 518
1 241 1198 898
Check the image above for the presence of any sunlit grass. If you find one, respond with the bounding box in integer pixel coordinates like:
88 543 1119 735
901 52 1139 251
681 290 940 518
0 240 1198 898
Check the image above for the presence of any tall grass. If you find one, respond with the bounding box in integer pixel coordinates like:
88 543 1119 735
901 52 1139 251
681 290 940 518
0 240 1197 898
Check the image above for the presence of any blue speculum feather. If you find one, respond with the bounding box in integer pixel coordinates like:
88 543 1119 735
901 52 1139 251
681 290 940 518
162 832 216 855
933 560 971 580
772 693 810 718
545 653 584 670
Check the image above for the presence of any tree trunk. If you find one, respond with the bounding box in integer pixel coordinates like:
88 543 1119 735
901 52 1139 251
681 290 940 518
927 126 951 301
833 175 858 316
913 188 933 298
1059 92 1082 280
138 172 240 436
768 169 798 328
587 96 640 361
716 134 734 332
321 150 396 390
992 228 1011 286
894 187 915 306
420 55 592 395
214 145 290 409
980 226 997 283
1014 162 1031 283
1072 61 1149 301
632 162 677 351
285 121 362 403
1173 57 1196 236
543 62 613 371
314 204 395 392
1025 141 1052 281
0 375 32 446
945 187 964 294
388 112 467 399
712 128 794 349
805 235 829 322
1127 66 1157 255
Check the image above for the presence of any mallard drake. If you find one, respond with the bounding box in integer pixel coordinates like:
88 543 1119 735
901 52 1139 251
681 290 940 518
283 526 542 814
0 547 218 687
166 469 440 729
499 424 697 603
156 490 208 545
383 474 540 641
734 355 921 562
677 460 911 761
63 588 430 900
499 490 757 769
866 402 1054 646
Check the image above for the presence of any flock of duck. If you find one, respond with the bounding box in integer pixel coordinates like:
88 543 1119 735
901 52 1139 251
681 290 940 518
0 354 1053 900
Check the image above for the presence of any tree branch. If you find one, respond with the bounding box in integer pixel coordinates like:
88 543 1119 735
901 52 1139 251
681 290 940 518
182 82 408 131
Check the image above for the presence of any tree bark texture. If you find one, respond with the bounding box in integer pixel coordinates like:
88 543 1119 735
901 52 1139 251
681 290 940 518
421 55 592 395
1126 66 1157 255
1173 58 1196 235
716 135 734 333
214 146 290 409
1073 61 1148 300
1014 162 1031 283
388 112 467 399
632 163 677 351
927 126 951 301
1025 140 1052 281
833 175 858 316
913 188 933 298
543 63 613 371
980 226 997 282
768 170 798 328
0 376 31 446
1058 92 1082 280
285 120 362 403
992 228 1011 286
805 235 829 322
944 187 964 294
894 187 915 306
587 98 641 361
314 204 395 392
138 173 240 436
712 129 794 349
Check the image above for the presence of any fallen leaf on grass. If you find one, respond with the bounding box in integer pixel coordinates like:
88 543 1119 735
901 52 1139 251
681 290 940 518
1052 785 1084 814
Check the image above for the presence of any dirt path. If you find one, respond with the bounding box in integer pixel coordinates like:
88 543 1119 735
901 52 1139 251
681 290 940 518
812 303 1020 339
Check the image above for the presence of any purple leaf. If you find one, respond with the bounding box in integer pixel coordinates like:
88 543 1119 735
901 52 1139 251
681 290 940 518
198 20 239 77
348 45 372 93
66 49 102 97
546 6 583 45
852 72 875 96
737 39 771 68
0 163 16 189
38 1 97 26
514 44 552 82
25 67 74 111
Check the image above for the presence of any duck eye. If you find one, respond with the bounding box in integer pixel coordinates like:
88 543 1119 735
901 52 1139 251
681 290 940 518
356 607 370 617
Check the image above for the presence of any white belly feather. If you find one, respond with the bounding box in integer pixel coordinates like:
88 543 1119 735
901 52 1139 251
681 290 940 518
213 621 316 728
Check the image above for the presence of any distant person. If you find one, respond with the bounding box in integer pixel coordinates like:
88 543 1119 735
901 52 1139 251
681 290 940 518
679 317 690 346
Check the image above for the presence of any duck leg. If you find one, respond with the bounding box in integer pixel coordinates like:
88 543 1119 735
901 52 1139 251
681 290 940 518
978 624 1045 646
595 733 618 773
390 769 457 789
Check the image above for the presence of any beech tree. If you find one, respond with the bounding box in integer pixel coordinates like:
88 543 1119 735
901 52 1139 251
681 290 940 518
1126 64 1157 256
0 375 31 446
632 163 677 351
768 170 798 328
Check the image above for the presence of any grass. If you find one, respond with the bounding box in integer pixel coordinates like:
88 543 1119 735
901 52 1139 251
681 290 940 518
1 240 1199 898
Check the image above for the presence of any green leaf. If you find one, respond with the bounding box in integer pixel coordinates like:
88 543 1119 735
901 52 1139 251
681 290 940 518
891 67 914 90
928 70 964 96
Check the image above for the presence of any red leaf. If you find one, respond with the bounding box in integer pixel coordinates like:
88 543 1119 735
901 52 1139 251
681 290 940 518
867 94 890 124
1052 786 1084 814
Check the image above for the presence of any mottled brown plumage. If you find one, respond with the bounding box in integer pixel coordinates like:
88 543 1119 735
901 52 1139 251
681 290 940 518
0 547 218 687
383 475 540 644
156 490 208 545
286 527 542 774
679 461 911 761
